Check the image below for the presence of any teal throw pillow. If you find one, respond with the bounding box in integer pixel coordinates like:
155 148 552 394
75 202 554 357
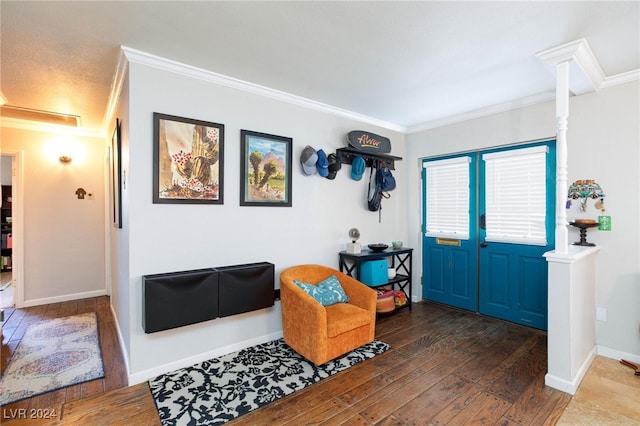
293 275 349 306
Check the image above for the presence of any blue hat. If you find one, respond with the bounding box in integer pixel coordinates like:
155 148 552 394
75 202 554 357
316 149 329 177
351 156 366 181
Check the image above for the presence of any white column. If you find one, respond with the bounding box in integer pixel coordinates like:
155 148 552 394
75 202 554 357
537 38 603 395
555 61 570 253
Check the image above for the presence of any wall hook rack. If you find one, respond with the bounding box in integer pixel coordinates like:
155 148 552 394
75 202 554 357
335 147 402 170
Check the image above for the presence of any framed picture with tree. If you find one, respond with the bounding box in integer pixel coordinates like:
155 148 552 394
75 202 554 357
240 130 292 207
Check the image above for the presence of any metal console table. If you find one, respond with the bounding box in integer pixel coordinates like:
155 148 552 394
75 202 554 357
339 247 413 311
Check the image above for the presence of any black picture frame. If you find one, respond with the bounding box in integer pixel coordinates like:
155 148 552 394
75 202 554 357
240 130 292 207
153 113 225 204
112 118 122 228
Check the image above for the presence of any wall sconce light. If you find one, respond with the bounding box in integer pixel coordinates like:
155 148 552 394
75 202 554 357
45 137 86 165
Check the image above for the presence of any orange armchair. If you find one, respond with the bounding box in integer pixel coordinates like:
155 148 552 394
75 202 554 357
280 264 377 365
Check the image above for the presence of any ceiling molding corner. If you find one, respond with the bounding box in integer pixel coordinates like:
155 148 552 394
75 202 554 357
101 48 130 138
120 46 406 133
536 38 606 95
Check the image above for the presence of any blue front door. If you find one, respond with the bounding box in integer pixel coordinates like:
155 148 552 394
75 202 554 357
478 143 556 330
422 154 477 312
422 141 556 330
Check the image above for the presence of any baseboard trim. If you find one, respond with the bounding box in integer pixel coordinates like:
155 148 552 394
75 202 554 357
127 331 284 386
109 303 131 386
23 289 107 307
597 345 640 365
545 346 596 395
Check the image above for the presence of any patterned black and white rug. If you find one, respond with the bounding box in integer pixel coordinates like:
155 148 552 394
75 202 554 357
149 338 390 426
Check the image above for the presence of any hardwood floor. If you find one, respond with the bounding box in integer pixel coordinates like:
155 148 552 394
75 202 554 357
228 302 571 425
0 297 148 425
1 297 634 425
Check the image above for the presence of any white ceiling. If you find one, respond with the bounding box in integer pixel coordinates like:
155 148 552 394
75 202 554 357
1 1 639 136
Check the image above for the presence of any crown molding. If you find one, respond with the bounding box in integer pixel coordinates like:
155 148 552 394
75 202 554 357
408 39 639 134
101 49 130 137
407 91 556 134
601 69 640 88
535 38 606 95
406 66 639 134
120 46 407 133
113 44 637 137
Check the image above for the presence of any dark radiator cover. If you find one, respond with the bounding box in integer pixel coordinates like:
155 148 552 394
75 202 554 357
142 262 274 333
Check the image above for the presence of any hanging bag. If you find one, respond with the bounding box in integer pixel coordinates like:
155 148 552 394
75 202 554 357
368 166 390 222
376 167 396 191
368 166 383 212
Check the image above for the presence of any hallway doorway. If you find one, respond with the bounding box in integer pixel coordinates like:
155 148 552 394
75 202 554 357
1 153 21 308
1 155 14 308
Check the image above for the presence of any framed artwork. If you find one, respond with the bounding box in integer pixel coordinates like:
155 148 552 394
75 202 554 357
240 130 292 207
111 118 123 228
153 113 225 204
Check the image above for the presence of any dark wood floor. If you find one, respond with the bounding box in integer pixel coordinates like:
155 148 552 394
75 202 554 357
0 297 137 425
1 297 571 425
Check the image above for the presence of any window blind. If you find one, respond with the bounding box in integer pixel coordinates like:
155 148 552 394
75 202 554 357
482 146 548 245
423 156 471 239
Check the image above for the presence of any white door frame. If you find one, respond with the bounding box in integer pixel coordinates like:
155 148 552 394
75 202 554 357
2 151 24 308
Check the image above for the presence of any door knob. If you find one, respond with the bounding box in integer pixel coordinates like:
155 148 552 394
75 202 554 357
480 242 488 248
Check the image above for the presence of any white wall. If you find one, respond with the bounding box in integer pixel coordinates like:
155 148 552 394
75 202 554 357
119 57 408 382
406 81 640 359
0 127 107 305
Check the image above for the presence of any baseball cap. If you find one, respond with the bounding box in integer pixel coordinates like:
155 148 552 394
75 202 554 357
316 149 329 177
326 153 341 180
351 156 366 181
300 145 318 175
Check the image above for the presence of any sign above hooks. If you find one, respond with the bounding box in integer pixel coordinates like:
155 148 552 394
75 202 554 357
346 130 392 153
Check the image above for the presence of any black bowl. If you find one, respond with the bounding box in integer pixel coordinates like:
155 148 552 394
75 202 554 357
368 243 388 252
